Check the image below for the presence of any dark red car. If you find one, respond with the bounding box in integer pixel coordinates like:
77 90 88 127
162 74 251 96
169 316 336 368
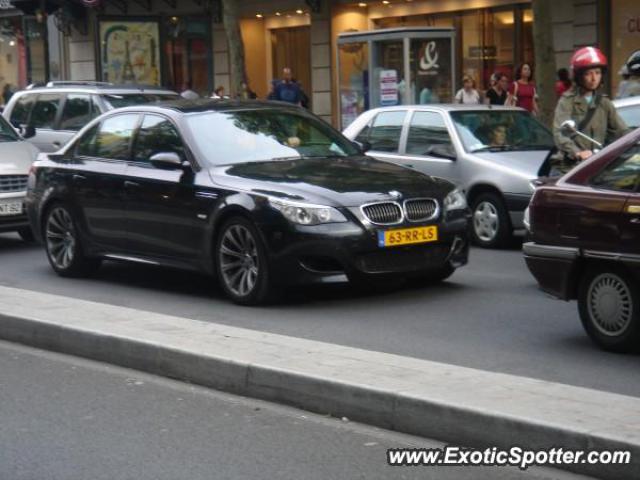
524 128 640 352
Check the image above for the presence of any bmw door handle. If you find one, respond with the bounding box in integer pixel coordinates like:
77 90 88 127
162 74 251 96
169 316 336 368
52 141 62 149
124 180 140 189
631 218 640 224
72 174 86 183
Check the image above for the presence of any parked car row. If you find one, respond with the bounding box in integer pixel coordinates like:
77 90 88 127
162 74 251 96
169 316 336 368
1 82 638 350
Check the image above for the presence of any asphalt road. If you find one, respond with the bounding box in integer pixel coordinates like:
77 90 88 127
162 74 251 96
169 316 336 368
0 340 593 480
2 233 640 397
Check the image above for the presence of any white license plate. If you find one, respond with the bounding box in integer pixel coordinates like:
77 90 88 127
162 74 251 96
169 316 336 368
0 201 22 216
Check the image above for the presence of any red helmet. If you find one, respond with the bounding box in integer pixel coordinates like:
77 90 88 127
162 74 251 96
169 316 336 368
570 47 608 75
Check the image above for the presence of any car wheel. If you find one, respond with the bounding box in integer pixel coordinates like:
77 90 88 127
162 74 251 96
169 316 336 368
17 227 35 243
44 204 101 277
216 217 275 305
578 265 640 353
470 193 512 248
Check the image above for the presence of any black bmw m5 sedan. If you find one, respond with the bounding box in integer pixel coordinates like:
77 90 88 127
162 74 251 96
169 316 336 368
26 100 470 304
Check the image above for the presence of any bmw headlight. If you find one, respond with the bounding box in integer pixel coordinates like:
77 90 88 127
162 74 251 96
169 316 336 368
269 199 348 225
443 188 467 212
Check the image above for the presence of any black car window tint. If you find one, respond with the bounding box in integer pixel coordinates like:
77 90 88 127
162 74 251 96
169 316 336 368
75 125 99 157
355 124 370 144
591 143 640 192
368 111 406 153
93 114 139 160
30 94 62 129
59 95 93 131
134 115 185 163
406 111 452 156
9 94 35 127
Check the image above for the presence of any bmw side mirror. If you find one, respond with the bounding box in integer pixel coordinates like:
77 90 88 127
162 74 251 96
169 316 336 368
353 140 371 153
22 125 36 139
149 152 185 169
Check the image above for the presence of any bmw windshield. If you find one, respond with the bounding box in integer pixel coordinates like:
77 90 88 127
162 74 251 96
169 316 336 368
450 110 553 154
187 109 359 166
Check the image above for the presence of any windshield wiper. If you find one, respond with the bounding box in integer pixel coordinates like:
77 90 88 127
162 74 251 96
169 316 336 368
471 145 516 153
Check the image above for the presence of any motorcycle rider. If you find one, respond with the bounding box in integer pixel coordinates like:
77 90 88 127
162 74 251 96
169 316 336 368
551 47 629 175
618 49 640 98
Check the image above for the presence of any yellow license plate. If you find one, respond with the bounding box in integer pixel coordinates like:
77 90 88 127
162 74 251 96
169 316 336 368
378 226 438 247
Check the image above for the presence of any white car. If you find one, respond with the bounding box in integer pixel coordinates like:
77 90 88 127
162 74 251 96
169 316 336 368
0 115 40 240
613 95 640 128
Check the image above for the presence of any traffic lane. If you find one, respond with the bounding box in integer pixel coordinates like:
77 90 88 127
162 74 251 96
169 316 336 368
2 233 640 398
0 341 594 480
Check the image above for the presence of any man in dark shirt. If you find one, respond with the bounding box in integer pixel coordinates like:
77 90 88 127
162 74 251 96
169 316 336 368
273 67 302 105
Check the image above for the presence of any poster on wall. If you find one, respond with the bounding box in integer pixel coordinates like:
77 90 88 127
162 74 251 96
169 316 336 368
99 20 161 85
412 38 453 103
380 69 398 106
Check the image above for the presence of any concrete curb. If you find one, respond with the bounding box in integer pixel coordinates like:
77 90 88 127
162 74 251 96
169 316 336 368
0 285 638 479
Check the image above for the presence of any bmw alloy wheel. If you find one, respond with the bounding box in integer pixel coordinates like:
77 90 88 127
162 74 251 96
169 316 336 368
46 207 77 270
219 224 259 298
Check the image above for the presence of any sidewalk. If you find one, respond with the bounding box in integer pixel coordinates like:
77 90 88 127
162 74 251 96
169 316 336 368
0 285 638 479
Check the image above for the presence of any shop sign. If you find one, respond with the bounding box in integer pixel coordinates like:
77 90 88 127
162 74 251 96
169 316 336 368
380 69 398 106
468 46 497 59
419 41 440 75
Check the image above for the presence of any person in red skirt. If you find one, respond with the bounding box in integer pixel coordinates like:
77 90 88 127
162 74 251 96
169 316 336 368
506 63 538 115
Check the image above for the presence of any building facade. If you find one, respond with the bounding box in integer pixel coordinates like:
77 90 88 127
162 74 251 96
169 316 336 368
9 0 632 128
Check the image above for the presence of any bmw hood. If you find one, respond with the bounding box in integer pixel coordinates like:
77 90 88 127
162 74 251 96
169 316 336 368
471 150 549 178
0 141 39 175
210 156 455 207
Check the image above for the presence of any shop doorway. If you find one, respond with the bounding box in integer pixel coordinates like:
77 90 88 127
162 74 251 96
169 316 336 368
165 18 211 96
271 26 311 106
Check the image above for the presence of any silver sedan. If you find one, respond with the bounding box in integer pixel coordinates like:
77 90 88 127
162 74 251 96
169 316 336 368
343 105 553 248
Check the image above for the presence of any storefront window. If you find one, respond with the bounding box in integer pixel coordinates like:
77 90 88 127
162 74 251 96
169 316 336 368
371 6 530 94
371 40 403 108
338 41 369 129
0 16 47 105
521 9 534 67
165 19 211 95
411 38 453 103
611 0 640 97
461 10 483 91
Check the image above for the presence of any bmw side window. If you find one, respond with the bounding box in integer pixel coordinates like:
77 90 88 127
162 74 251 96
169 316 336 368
59 95 94 131
367 111 406 153
406 111 454 156
30 94 62 129
74 125 99 157
591 143 640 192
9 94 35 128
133 114 185 163
93 114 139 161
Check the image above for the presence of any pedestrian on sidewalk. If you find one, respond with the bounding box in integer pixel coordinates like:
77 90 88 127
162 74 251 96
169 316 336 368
180 79 199 100
506 63 538 115
273 67 303 106
454 75 481 104
485 73 508 105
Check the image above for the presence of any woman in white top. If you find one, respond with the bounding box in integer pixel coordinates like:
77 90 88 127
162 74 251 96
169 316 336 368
455 75 481 104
